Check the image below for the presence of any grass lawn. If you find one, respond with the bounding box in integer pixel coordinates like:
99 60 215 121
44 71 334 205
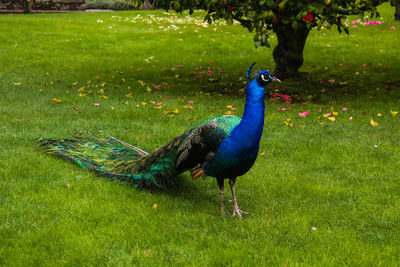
1 3 400 265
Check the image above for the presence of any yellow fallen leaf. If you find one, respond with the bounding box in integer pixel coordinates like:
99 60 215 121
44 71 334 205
153 203 157 209
146 86 152 93
79 93 86 97
172 108 179 114
99 95 108 99
328 116 336 121
283 119 293 127
377 113 382 117
370 118 379 127
390 110 398 117
225 110 232 115
155 105 162 109
97 89 105 94
259 152 266 156
141 102 147 106
78 86 85 92
125 92 133 98
332 111 338 116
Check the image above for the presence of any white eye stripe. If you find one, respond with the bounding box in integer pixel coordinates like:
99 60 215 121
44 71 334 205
261 74 268 81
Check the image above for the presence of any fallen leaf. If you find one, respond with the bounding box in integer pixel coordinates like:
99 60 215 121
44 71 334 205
328 116 336 121
52 98 61 103
390 110 398 117
283 119 293 127
370 118 379 127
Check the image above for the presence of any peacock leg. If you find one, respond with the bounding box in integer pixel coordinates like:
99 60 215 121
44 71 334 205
229 177 249 218
217 177 225 215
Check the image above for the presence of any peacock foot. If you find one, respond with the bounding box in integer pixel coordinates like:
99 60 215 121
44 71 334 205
232 207 250 219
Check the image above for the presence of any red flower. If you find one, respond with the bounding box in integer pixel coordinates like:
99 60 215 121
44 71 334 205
227 7 234 13
272 18 278 24
302 12 314 22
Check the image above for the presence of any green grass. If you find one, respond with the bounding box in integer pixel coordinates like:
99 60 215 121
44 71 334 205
85 0 135 10
1 3 400 265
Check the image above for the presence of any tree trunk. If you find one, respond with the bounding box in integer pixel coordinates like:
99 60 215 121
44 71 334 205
395 5 400 21
273 25 310 80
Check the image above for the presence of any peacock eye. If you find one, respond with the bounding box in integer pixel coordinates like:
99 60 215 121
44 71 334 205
261 74 268 81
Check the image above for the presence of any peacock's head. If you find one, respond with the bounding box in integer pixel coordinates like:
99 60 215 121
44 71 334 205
256 70 281 86
247 63 281 87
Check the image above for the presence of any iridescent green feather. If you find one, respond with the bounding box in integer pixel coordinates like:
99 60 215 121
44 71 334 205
38 116 241 189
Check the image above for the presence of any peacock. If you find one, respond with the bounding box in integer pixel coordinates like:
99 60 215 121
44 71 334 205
38 63 280 218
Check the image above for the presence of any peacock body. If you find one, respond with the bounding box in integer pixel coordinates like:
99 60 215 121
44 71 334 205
38 64 280 217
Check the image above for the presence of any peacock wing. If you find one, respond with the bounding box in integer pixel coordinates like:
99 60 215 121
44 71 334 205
175 116 241 173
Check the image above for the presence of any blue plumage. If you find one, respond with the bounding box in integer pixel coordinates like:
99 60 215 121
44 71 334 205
38 64 280 218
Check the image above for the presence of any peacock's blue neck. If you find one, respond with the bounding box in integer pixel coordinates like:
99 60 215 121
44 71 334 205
229 80 265 149
203 78 268 178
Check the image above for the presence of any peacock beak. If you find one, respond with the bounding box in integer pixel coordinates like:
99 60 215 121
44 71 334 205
272 76 281 83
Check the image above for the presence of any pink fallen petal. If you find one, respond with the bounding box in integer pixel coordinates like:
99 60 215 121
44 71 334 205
349 116 353 120
343 107 348 111
151 101 156 104
371 21 379 25
281 108 286 111
188 100 194 103
157 102 162 105
327 79 335 84
299 112 310 117
94 103 100 106
136 104 140 107
390 26 396 30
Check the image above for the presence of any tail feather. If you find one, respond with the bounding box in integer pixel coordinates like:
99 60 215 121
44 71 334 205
37 130 183 189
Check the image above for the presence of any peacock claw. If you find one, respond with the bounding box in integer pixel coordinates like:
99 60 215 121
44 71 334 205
232 207 250 219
